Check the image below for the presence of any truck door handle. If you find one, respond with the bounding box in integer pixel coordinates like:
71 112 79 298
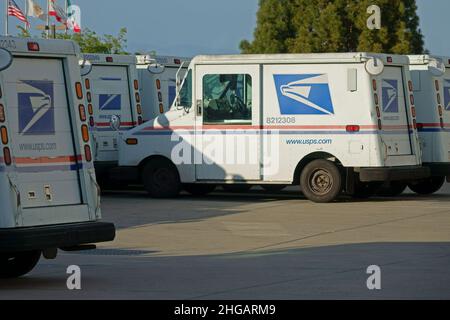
196 99 202 116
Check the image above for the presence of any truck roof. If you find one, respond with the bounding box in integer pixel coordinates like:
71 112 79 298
81 53 137 65
190 52 409 66
136 54 191 67
0 36 79 55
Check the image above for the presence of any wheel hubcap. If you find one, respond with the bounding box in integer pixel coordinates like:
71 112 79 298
309 169 333 195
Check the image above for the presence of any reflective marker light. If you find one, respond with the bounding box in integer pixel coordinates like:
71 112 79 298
435 80 440 91
75 82 83 99
89 116 95 127
88 104 94 115
346 125 360 133
1 126 8 145
84 145 92 162
27 42 40 51
126 138 138 145
410 95 415 106
106 56 113 63
136 104 142 114
408 81 414 92
3 147 11 165
376 106 381 118
437 93 441 104
0 104 5 122
378 119 383 130
85 79 91 90
174 59 181 65
387 57 393 63
411 107 416 118
87 92 92 103
372 79 377 91
81 124 89 142
439 106 443 117
374 93 379 105
156 79 161 90
79 104 86 121
134 80 139 90
158 92 162 102
159 103 164 114
135 92 141 103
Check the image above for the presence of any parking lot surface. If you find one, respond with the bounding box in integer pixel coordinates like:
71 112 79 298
1 184 449 300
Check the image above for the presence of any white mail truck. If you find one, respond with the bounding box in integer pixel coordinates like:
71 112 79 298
0 37 115 278
79 54 142 185
136 54 190 122
407 55 450 194
118 53 430 203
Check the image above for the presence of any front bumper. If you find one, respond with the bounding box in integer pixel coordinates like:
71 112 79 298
359 166 430 182
0 222 116 253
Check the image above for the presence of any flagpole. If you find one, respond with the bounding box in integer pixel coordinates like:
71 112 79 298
5 0 9 36
46 0 49 38
64 0 67 35
24 0 28 30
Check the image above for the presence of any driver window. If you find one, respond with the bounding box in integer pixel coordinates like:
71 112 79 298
203 74 252 125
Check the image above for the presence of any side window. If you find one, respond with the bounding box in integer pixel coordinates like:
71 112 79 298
179 70 192 107
203 74 252 125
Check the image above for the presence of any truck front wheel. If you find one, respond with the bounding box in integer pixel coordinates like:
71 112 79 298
143 159 181 198
300 160 342 203
408 176 445 195
0 251 41 279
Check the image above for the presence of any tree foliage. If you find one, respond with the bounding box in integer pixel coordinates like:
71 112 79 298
17 26 129 54
241 0 424 54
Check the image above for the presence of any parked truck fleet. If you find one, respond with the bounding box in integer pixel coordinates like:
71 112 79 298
1 35 449 277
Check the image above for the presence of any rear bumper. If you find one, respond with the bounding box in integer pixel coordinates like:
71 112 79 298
423 163 450 177
359 166 430 182
0 222 116 253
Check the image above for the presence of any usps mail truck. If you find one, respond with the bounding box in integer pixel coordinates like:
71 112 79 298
407 55 450 194
136 54 190 122
79 54 142 185
118 53 429 203
0 37 115 278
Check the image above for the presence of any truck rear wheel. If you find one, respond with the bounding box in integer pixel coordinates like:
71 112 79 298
300 160 342 203
0 251 41 279
408 176 445 195
222 185 253 193
184 184 217 196
143 159 181 198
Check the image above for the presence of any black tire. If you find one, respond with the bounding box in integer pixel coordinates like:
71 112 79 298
408 176 445 195
377 182 408 197
300 160 342 203
142 159 181 198
261 185 287 192
222 184 253 193
184 184 217 196
0 251 41 279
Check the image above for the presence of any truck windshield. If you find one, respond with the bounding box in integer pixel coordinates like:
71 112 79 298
179 70 192 107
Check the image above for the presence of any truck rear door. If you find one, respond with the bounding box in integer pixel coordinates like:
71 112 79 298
89 65 135 162
2 57 82 208
378 66 413 156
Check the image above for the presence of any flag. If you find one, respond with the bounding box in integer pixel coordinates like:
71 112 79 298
49 0 67 24
67 0 81 33
26 0 46 21
8 0 30 25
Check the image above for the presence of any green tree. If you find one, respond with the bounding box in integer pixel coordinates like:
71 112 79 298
17 26 129 54
241 0 424 54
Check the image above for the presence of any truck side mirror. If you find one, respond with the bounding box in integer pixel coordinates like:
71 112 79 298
0 48 13 71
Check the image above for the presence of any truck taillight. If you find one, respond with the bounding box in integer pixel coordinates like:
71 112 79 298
372 79 377 91
87 92 92 103
1 126 8 144
437 93 441 105
106 57 113 63
408 81 414 92
85 79 91 90
136 104 142 114
3 147 11 165
88 104 94 115
156 79 161 90
79 104 86 121
374 93 379 105
174 59 181 65
435 80 440 91
410 95 415 106
0 104 5 122
75 82 83 99
438 106 443 117
387 56 393 63
378 119 383 130
158 92 162 102
346 125 360 132
81 125 89 142
135 92 141 103
411 107 416 118
84 145 92 162
27 42 40 51
376 106 381 118
159 103 164 114
134 80 139 90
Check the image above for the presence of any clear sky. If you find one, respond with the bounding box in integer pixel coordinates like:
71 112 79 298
2 0 450 57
